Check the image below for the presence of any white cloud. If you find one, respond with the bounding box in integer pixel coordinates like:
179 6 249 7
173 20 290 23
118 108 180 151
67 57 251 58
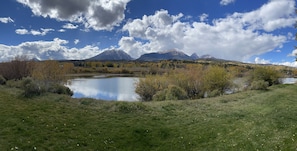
58 29 66 32
120 0 295 61
15 28 54 36
16 0 131 31
63 23 78 29
74 39 80 44
220 0 235 6
0 17 14 23
0 38 101 61
15 29 29 35
254 57 271 64
254 57 297 68
239 0 296 32
289 49 297 57
199 13 208 22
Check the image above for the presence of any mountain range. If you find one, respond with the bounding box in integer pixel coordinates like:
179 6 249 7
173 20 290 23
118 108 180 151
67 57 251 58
88 49 215 61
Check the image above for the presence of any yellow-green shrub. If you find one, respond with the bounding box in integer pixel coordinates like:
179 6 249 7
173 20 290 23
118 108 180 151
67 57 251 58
202 66 231 95
249 67 281 86
169 66 204 99
136 65 233 101
250 80 269 90
135 75 169 101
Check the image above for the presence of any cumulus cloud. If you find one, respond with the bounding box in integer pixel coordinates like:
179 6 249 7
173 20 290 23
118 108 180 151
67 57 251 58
74 39 80 45
235 0 296 32
199 13 209 22
220 0 235 6
254 57 271 64
289 49 297 57
0 38 101 61
16 0 131 31
0 17 14 23
120 0 295 61
62 23 79 29
254 57 297 68
15 28 54 36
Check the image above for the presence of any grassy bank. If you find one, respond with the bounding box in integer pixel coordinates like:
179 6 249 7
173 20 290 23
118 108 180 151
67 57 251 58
1 84 297 150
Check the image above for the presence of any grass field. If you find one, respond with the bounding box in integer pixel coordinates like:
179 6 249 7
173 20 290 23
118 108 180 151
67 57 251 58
0 84 297 150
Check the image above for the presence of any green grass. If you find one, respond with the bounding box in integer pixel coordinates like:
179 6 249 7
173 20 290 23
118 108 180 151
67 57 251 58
1 84 297 150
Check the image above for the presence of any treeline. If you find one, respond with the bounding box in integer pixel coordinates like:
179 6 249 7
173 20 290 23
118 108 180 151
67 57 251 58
0 56 74 97
65 59 297 77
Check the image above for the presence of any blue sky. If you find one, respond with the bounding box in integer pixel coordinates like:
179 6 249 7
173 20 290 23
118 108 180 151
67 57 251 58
0 0 296 66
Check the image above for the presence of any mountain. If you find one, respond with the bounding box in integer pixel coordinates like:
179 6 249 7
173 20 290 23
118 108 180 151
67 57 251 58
190 53 199 60
88 50 133 61
137 50 193 61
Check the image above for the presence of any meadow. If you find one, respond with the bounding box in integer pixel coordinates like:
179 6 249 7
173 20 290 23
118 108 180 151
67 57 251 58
1 83 297 150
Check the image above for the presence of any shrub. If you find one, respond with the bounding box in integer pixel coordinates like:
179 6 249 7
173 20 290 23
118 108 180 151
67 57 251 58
0 75 6 85
202 66 231 95
250 67 281 86
135 75 169 101
0 55 34 80
250 80 269 90
32 60 67 87
165 85 188 100
48 84 73 96
22 78 43 97
169 66 204 99
207 89 222 97
152 85 188 101
152 89 167 101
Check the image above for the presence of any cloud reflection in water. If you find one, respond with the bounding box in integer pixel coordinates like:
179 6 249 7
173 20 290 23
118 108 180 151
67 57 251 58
66 77 139 101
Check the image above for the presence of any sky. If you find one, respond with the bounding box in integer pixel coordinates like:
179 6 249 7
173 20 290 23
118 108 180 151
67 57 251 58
0 0 296 66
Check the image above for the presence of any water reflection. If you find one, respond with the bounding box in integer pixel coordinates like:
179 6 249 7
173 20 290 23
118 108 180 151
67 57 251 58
280 78 297 84
66 77 139 101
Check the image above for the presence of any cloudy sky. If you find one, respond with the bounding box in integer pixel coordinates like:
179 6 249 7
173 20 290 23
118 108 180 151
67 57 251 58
0 0 296 66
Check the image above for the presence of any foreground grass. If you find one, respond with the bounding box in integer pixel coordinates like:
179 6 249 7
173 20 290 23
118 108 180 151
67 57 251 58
1 84 297 150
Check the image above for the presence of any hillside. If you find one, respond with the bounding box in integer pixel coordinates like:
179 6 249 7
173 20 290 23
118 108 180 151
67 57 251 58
88 49 133 61
1 84 297 150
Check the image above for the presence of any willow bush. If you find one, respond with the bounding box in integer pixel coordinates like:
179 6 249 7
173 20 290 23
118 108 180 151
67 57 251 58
249 66 282 86
202 66 232 95
135 75 169 101
136 65 232 101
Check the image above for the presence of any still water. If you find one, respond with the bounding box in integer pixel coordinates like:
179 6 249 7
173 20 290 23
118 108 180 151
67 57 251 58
66 77 139 101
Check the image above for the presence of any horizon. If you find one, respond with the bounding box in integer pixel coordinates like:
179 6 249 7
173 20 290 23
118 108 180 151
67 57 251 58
0 0 296 66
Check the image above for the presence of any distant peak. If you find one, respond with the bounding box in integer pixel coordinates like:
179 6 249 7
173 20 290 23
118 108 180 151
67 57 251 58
88 49 133 61
190 53 199 60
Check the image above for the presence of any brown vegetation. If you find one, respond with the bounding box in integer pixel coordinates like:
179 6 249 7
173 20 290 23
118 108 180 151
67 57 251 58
0 55 33 80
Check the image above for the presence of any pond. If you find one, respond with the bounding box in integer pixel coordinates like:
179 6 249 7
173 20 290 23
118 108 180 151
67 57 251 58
280 78 297 84
66 76 139 101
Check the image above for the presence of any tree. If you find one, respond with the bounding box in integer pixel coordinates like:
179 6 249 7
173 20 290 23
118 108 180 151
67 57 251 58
32 61 67 88
0 55 33 80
